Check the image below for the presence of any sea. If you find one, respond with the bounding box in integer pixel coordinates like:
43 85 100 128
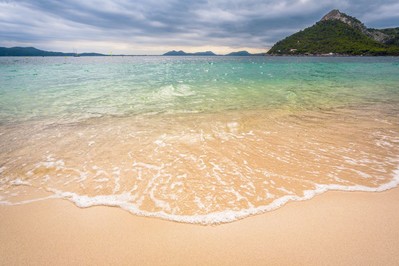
0 56 398 224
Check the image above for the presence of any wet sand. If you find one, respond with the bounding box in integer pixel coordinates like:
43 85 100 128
1 108 399 224
1 188 398 265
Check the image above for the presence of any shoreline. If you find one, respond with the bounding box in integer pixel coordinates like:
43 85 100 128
1 188 399 265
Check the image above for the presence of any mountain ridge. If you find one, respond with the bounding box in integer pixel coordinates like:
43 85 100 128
163 50 217 56
163 50 266 56
225 51 252 56
0 46 105 56
321 9 391 43
268 9 399 55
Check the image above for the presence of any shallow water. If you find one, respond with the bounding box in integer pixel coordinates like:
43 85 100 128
1 56 398 224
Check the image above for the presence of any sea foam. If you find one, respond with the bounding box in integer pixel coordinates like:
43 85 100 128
1 56 399 225
3 165 394 225
56 167 399 225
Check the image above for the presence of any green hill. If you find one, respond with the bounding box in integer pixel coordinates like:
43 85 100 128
268 10 399 56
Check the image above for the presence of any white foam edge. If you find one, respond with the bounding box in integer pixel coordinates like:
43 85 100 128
1 167 398 225
0 195 58 206
47 166 399 225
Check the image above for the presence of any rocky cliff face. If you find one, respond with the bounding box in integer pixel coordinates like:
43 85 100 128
321 9 390 43
321 10 365 31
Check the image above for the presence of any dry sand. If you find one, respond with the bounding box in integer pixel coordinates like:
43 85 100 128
1 188 399 265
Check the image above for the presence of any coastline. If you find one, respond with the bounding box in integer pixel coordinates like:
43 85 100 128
1 56 399 264
1 188 399 265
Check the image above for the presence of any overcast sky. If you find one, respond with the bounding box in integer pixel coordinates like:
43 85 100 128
0 0 398 54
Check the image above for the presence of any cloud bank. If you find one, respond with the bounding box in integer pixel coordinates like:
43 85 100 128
0 0 398 54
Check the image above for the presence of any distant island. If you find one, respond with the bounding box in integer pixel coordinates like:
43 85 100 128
0 47 106 57
225 51 252 56
0 47 265 57
162 50 266 56
268 9 399 56
163 50 217 56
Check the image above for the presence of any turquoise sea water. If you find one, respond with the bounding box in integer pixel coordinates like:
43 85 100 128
1 56 399 224
1 56 398 124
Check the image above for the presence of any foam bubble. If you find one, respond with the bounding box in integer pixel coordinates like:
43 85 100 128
10 178 30 186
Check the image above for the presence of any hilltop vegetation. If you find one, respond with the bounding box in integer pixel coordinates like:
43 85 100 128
268 10 399 56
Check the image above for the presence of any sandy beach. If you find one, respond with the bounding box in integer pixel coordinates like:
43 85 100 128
1 1 399 265
1 188 399 265
1 57 399 265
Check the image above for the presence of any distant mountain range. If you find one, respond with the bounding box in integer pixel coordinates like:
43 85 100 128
162 50 265 56
0 47 265 57
163 50 217 56
0 47 105 56
268 9 399 56
225 51 252 56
